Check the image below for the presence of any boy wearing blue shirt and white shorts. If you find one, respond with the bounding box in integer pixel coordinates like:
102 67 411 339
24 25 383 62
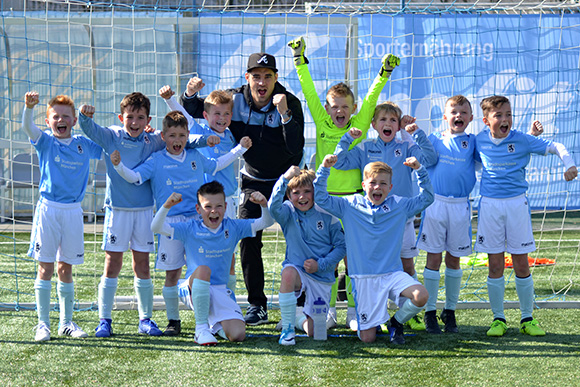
269 166 346 345
23 92 103 341
333 102 437 331
476 95 577 337
79 93 208 338
111 110 248 335
151 182 274 345
314 154 434 344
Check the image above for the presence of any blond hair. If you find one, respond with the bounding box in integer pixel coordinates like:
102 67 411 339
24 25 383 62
204 90 233 113
326 82 355 104
363 161 392 181
446 95 472 111
286 169 315 196
373 101 402 122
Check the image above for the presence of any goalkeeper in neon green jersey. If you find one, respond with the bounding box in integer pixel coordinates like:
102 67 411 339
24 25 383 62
288 36 400 331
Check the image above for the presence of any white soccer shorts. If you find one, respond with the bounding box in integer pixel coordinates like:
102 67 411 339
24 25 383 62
101 207 155 253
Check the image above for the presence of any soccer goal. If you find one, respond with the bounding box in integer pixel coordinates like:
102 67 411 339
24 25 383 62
1 0 579 312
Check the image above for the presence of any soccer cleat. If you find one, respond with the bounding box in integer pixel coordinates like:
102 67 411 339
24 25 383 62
346 307 358 331
95 319 113 338
163 319 181 336
279 325 296 346
486 319 508 337
440 309 458 333
520 319 546 336
387 319 405 345
195 328 218 346
34 322 51 342
58 321 88 338
244 305 268 326
424 310 442 334
138 319 163 336
326 307 338 330
405 315 426 331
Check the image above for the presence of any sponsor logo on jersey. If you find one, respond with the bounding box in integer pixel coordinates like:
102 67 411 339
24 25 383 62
55 155 61 163
166 178 172 186
198 246 204 254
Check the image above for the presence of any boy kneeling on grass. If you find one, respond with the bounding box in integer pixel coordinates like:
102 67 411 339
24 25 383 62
151 182 273 345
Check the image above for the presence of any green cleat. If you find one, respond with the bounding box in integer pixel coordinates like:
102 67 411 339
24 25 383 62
520 319 546 336
486 319 507 337
405 315 426 331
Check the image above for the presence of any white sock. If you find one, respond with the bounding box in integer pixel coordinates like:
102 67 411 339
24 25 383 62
163 285 180 321
34 279 52 326
98 276 118 320
423 268 440 312
487 276 506 320
134 277 154 320
57 281 75 325
444 268 463 311
515 275 534 321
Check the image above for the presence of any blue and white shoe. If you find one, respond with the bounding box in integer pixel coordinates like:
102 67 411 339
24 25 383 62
95 319 112 338
138 319 163 336
34 322 51 342
279 325 296 346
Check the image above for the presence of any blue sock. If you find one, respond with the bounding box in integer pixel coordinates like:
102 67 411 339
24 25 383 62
487 276 505 320
278 292 297 331
57 281 75 325
191 279 211 328
394 298 423 325
515 275 534 321
134 277 154 320
423 268 440 312
34 279 52 326
444 268 463 311
163 285 180 321
98 276 118 320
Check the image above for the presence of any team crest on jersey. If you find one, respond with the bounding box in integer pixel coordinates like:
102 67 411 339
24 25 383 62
198 246 204 254
224 229 230 239
316 220 324 230
54 155 61 163
77 144 84 154
381 203 390 212
507 143 515 153
109 234 117 244
394 148 402 157
160 253 167 262
144 136 151 144
191 161 197 170
360 313 368 323
35 242 41 252
461 140 468 149
320 132 326 138
267 113 275 126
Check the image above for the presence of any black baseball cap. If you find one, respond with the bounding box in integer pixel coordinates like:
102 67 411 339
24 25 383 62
247 53 278 73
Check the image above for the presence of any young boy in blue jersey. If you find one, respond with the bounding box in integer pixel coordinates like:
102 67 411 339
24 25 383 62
333 101 437 331
314 154 433 344
151 182 274 345
79 93 210 338
110 110 250 335
476 95 577 337
23 92 103 341
415 95 476 334
268 166 346 345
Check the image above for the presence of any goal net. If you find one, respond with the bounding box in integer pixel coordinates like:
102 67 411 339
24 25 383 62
1 0 579 311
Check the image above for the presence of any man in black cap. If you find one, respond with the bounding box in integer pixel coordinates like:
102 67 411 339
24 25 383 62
180 52 305 325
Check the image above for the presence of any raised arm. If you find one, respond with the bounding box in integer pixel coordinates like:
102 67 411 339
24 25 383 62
180 77 206 119
268 166 300 222
333 130 365 171
403 157 434 218
249 191 275 234
22 92 43 142
213 137 251 173
110 150 140 184
151 192 183 237
546 141 578 181
313 155 347 218
273 93 305 155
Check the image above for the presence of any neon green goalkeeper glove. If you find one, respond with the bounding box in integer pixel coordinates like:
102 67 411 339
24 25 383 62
288 37 309 66
379 54 400 78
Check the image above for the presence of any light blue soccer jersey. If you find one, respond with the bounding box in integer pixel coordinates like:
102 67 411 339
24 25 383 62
79 113 206 209
33 131 102 203
171 218 255 285
134 149 218 217
475 129 551 198
314 165 434 276
427 131 477 198
334 130 437 198
268 176 346 283
189 121 239 197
